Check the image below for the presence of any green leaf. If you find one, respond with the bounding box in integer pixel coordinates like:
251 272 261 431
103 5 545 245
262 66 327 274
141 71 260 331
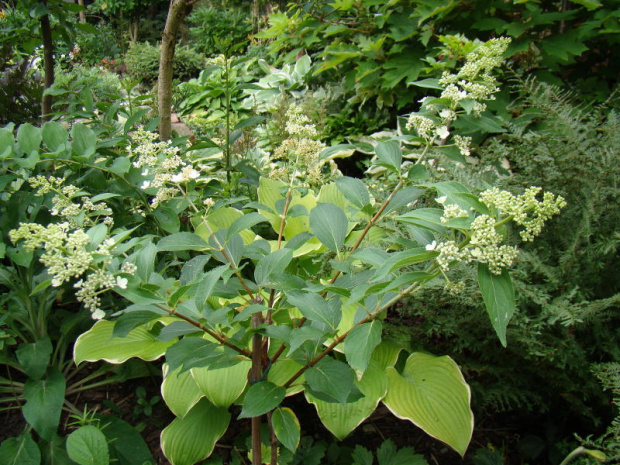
238 381 286 418
285 291 341 330
374 248 438 281
195 265 230 311
154 207 181 234
344 321 382 377
74 320 174 364
408 78 443 89
191 361 251 408
226 212 266 239
233 115 267 130
17 123 41 154
272 408 300 452
158 232 207 252
71 123 97 158
309 203 348 252
375 140 402 173
477 264 516 347
161 399 230 465
112 311 160 338
254 248 293 286
16 336 53 380
42 121 68 151
305 361 388 440
23 368 66 441
335 177 371 209
66 425 109 465
96 414 155 465
376 439 428 465
383 353 473 457
0 432 41 465
162 365 204 418
305 358 357 405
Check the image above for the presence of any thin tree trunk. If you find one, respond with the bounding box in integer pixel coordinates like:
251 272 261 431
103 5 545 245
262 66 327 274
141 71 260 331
77 0 86 23
158 0 195 140
40 1 55 121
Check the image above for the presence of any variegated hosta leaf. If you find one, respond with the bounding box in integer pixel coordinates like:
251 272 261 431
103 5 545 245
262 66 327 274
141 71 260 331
383 352 473 457
74 320 174 364
161 364 203 418
305 361 388 440
161 399 230 465
191 360 251 407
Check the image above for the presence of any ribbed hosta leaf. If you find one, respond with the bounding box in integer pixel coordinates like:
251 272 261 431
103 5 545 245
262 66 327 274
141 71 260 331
305 362 388 440
191 360 251 407
74 320 174 364
161 399 230 465
162 365 203 418
383 353 473 457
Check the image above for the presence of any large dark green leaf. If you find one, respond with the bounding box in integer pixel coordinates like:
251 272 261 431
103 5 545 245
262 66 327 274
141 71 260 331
335 177 371 209
238 381 286 418
16 336 52 380
305 358 358 405
0 432 41 465
66 426 109 465
254 249 293 286
157 232 207 252
344 321 382 376
23 367 66 441
272 408 300 452
375 141 402 173
96 414 155 465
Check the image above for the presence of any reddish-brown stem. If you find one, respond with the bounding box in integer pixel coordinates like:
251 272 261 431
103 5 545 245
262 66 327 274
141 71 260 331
155 304 251 358
250 312 264 465
270 179 405 365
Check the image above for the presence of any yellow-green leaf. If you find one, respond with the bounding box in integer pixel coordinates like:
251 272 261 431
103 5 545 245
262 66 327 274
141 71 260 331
191 361 251 407
383 353 473 456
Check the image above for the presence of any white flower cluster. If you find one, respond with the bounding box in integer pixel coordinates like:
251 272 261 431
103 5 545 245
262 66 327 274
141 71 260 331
479 187 567 241
454 135 472 157
405 114 435 139
130 128 202 207
29 176 113 227
284 104 319 139
425 187 565 275
10 221 137 319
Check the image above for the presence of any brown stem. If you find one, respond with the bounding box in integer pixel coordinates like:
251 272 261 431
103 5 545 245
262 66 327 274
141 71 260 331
155 303 251 358
251 312 264 465
268 411 278 465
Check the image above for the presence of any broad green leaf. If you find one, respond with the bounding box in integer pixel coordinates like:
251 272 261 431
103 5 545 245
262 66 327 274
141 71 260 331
477 264 516 347
254 248 293 286
306 361 388 440
395 208 447 234
371 342 402 369
38 434 74 465
161 399 230 465
335 177 371 209
309 203 348 252
272 408 300 452
112 311 161 338
74 320 174 364
16 336 52 380
162 365 204 418
191 361 251 408
154 206 181 234
42 121 68 151
23 368 65 441
344 321 382 377
285 291 341 330
288 326 328 356
383 353 473 457
238 381 286 418
157 232 207 252
66 426 109 465
375 140 402 172
374 248 438 281
17 123 41 154
305 358 357 405
226 212 266 239
71 123 96 158
95 414 155 465
165 337 221 373
0 432 41 465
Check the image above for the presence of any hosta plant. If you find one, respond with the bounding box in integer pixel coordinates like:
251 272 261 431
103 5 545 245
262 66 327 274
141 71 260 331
10 37 565 465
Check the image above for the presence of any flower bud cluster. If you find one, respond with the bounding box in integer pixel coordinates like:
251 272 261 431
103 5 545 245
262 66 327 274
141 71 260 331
479 187 567 241
10 220 137 319
130 128 203 207
29 176 113 227
468 215 519 274
270 104 334 188
441 204 469 222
